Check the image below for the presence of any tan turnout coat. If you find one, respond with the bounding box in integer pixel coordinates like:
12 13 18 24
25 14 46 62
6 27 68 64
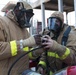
39 25 76 74
0 10 30 75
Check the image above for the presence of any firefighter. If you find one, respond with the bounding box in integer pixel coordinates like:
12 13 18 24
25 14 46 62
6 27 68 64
37 11 76 75
0 0 42 75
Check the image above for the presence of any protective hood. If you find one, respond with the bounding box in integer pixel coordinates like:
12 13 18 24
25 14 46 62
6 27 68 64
51 11 64 23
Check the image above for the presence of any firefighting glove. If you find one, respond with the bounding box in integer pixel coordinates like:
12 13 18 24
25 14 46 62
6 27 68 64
34 34 42 45
17 34 42 49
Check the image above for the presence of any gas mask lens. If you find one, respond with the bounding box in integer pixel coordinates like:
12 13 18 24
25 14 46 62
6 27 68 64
23 12 34 28
26 12 34 23
48 17 62 33
17 8 34 28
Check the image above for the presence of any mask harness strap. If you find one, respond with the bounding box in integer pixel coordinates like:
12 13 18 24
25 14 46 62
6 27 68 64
61 26 71 68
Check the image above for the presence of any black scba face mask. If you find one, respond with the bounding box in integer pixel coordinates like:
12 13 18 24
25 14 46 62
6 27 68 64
17 9 34 28
47 17 62 34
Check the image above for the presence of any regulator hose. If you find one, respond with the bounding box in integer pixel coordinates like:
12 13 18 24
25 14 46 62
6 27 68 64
8 46 42 75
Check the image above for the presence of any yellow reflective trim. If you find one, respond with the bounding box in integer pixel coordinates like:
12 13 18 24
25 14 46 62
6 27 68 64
28 48 35 59
28 52 35 59
23 47 35 59
23 47 29 51
47 52 60 58
38 61 46 67
60 48 70 60
10 40 17 56
50 71 53 75
47 48 70 60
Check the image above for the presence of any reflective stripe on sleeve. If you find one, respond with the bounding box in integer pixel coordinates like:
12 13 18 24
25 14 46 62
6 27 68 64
47 48 70 60
10 40 17 56
60 48 70 60
38 61 46 67
47 52 60 58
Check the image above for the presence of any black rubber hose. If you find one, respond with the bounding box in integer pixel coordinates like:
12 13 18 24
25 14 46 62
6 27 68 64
8 46 42 75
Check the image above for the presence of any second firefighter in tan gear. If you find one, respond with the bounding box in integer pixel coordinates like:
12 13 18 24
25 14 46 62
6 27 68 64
37 11 76 75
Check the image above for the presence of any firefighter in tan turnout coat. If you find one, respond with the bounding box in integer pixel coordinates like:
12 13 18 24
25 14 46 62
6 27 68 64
37 11 76 75
0 0 43 75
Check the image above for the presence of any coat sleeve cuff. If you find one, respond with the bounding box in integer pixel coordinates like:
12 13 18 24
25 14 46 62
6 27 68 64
10 40 17 56
51 40 66 56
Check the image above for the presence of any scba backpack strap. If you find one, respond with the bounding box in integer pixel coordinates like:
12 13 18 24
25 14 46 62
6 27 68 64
61 26 71 46
61 26 71 68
